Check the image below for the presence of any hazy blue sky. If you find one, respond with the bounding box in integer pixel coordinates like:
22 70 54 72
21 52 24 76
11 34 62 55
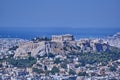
0 0 120 29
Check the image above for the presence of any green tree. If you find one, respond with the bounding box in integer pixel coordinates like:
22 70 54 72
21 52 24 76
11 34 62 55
109 66 116 72
48 53 55 58
32 68 44 74
78 72 88 76
9 46 18 50
50 66 59 75
75 64 80 68
8 57 37 68
54 58 61 64
60 63 67 69
69 69 76 75
32 37 51 43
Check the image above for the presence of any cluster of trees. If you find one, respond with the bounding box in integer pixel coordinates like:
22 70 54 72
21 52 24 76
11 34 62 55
69 69 76 75
48 53 55 58
54 58 61 64
32 66 60 75
50 66 60 75
67 46 120 66
109 66 117 72
78 72 88 76
32 37 51 43
0 57 6 63
9 46 18 51
32 68 44 74
60 63 67 69
8 57 37 68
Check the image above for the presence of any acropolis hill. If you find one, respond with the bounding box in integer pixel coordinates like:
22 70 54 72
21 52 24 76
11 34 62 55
14 34 115 58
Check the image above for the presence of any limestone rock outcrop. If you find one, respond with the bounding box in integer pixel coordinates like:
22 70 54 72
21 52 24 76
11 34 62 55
14 40 110 58
104 32 120 48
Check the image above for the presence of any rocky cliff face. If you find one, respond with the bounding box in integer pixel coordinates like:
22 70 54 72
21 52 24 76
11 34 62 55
14 40 110 58
104 32 120 48
14 32 120 58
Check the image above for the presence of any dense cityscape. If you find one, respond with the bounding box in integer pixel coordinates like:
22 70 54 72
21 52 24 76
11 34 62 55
1 0 120 80
0 33 120 80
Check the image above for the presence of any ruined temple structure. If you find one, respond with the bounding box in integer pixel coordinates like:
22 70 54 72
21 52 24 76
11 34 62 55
52 34 74 42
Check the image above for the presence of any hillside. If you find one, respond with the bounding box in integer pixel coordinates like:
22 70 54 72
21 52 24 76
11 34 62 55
104 32 120 48
14 40 111 58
